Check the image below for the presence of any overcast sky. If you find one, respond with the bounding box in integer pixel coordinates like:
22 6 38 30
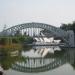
0 0 75 31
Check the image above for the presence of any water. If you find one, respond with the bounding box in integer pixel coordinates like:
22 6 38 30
0 46 75 75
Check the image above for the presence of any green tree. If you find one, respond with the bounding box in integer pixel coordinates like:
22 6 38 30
15 30 22 36
60 21 75 34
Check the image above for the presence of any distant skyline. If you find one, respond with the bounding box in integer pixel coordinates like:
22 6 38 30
0 0 75 31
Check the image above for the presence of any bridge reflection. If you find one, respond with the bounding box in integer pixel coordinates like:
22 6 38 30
12 48 75 72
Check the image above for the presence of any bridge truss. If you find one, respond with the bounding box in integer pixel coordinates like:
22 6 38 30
0 22 74 47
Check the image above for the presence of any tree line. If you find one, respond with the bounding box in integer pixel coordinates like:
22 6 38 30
60 21 75 34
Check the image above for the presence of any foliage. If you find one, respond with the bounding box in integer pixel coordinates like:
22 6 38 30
0 31 33 70
0 55 25 70
60 21 75 34
12 38 19 43
0 48 25 70
14 30 22 36
0 38 7 45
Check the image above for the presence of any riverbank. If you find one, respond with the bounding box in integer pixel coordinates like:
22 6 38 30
0 44 22 51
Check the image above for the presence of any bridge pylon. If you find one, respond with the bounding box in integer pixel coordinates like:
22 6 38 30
67 30 75 47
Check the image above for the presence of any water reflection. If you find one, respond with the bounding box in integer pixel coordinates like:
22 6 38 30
0 48 24 70
22 46 61 57
12 47 75 73
0 46 75 73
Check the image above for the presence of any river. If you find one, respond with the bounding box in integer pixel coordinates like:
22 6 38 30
0 46 75 75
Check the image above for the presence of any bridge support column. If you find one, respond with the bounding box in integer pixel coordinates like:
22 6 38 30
67 30 75 47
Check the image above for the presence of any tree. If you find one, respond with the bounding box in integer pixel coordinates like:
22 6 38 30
60 24 68 31
60 21 75 34
15 30 22 36
0 38 7 45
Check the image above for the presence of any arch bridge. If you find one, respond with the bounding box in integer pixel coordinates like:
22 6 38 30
0 22 74 47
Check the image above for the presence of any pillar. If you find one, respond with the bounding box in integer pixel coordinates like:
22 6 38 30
67 30 75 47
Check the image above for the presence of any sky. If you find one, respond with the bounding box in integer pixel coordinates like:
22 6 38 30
0 0 75 31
